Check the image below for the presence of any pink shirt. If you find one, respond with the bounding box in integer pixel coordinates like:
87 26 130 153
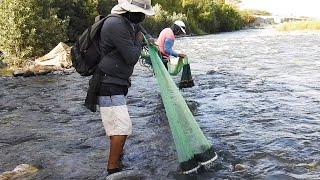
156 28 175 58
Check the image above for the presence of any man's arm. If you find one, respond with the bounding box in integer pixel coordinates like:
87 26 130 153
106 19 143 66
136 24 156 44
164 38 179 57
137 24 151 39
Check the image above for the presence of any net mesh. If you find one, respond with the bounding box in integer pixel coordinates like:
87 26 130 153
146 44 214 171
167 57 188 76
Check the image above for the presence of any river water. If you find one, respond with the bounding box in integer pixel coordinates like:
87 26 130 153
0 28 319 179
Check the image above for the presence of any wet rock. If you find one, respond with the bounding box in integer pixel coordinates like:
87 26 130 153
12 65 60 77
234 164 248 172
11 42 72 78
62 68 75 75
106 170 147 180
23 70 35 77
295 161 319 170
0 59 6 68
206 66 220 74
52 70 64 75
33 65 55 76
35 42 71 68
0 164 39 180
250 17 275 27
34 70 50 76
265 174 295 180
12 70 25 77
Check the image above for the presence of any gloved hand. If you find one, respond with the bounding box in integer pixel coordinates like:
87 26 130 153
136 31 145 43
147 38 156 45
179 53 187 58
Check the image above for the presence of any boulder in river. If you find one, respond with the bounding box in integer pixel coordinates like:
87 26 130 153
234 164 249 172
12 42 72 77
12 70 25 77
35 42 71 69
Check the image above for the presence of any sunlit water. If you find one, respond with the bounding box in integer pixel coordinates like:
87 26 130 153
0 28 319 179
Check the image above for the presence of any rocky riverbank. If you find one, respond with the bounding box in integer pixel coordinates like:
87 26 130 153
248 15 310 28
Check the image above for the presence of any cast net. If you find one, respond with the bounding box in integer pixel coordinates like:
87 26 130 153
145 44 217 173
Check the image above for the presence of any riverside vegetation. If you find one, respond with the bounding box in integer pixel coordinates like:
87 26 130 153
276 20 320 32
0 0 254 69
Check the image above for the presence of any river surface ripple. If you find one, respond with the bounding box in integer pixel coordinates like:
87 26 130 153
0 28 319 179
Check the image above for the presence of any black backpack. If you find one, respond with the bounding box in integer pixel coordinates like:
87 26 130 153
71 14 119 76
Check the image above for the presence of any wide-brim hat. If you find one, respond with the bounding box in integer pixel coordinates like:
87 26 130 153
111 0 155 16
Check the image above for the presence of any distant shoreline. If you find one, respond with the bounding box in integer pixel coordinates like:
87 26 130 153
276 20 320 32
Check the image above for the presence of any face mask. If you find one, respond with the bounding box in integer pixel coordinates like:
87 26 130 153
173 25 181 35
128 12 146 24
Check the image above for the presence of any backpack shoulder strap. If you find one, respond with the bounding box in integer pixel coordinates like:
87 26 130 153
104 14 135 38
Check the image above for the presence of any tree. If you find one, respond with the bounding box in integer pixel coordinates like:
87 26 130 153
50 0 118 42
0 0 68 66
97 0 118 16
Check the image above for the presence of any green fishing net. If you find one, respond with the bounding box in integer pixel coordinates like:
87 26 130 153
167 57 188 75
144 44 217 173
141 47 194 89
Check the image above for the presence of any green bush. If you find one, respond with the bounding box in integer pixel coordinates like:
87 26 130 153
152 0 183 13
142 4 187 36
239 10 257 25
0 0 253 68
0 0 68 67
52 0 118 42
52 0 97 42
180 0 249 34
215 4 243 31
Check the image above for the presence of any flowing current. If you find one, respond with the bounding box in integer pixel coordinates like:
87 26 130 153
1 28 320 179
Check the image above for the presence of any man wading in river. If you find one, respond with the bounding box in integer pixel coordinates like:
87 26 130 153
156 20 187 64
156 20 195 88
85 0 155 175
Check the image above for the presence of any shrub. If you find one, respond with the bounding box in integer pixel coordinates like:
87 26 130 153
52 0 118 42
142 4 187 36
0 0 68 67
214 4 241 31
96 0 118 16
52 0 100 42
277 21 320 31
239 10 257 26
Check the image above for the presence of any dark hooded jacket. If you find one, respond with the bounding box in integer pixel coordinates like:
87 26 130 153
85 14 145 112
98 15 144 86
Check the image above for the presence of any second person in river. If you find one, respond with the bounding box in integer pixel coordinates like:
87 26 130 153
156 20 187 68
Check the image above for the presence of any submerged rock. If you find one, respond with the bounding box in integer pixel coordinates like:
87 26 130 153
234 164 248 172
295 161 319 170
0 164 39 180
106 170 148 180
206 66 220 74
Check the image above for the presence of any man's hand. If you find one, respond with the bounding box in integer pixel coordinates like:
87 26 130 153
179 53 187 58
147 38 156 44
136 31 145 43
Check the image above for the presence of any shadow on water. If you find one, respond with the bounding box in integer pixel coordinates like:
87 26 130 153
1 29 320 179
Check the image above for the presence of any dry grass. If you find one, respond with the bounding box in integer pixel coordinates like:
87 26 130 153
277 20 320 31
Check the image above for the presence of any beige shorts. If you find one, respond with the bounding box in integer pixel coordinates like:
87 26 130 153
98 95 132 136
